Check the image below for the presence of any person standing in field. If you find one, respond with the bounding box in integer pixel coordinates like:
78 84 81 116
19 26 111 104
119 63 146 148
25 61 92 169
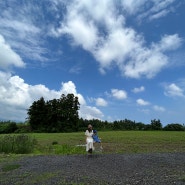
85 124 94 154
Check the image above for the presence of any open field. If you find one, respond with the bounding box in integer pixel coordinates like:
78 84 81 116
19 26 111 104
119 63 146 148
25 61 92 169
0 131 185 155
30 131 185 154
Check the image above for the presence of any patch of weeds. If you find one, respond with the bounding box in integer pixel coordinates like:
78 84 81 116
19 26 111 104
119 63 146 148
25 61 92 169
0 134 37 154
52 141 58 145
53 144 86 155
28 171 60 184
2 164 21 172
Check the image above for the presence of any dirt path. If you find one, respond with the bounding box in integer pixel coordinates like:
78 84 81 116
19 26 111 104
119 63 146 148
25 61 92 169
0 153 185 185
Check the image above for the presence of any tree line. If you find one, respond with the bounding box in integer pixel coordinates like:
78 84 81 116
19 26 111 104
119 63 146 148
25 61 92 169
0 94 184 133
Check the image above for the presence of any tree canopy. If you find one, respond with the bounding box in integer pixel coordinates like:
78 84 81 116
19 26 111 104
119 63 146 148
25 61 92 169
27 94 80 132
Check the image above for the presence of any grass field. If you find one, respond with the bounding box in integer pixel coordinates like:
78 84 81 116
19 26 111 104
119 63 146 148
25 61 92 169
1 131 185 156
29 131 185 154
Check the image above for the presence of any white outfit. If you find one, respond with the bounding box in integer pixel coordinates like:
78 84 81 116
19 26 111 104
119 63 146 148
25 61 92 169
85 130 94 152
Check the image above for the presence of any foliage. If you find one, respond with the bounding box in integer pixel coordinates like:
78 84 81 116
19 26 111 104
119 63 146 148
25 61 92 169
163 123 185 131
0 134 37 154
150 119 162 130
0 121 18 134
15 124 32 133
27 94 80 132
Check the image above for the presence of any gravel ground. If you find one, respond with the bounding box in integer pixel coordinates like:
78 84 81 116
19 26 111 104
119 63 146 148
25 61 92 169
0 153 185 185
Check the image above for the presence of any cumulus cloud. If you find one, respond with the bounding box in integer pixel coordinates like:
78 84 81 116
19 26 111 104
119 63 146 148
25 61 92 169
0 35 25 69
111 89 127 100
136 98 150 106
164 83 184 97
132 86 145 93
79 106 104 120
95 98 108 107
52 0 182 79
0 72 103 121
157 34 183 51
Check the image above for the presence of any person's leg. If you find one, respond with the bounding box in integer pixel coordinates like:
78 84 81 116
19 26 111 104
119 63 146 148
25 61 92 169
89 141 93 154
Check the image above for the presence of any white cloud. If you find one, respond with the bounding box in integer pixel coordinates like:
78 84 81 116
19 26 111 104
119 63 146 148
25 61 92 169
0 1 50 63
137 0 177 21
136 98 150 106
153 105 165 112
95 98 108 107
121 0 147 15
157 34 183 51
111 89 127 100
132 86 145 93
94 28 140 68
149 9 169 20
0 72 103 121
58 15 98 51
0 35 25 69
52 0 182 79
164 83 184 97
79 106 104 120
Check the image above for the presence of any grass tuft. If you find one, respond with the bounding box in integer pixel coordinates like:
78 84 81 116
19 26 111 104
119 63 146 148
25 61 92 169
2 164 21 172
0 134 37 154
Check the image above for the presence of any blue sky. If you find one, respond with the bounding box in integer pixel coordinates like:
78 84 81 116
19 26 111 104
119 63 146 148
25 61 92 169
0 0 185 125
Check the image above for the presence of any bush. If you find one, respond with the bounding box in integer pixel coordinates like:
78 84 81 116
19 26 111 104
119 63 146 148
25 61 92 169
0 122 18 134
163 123 184 131
15 124 32 133
0 134 37 154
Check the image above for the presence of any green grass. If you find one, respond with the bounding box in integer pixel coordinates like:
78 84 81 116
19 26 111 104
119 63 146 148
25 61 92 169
0 134 37 154
27 131 185 154
1 164 21 172
0 131 185 155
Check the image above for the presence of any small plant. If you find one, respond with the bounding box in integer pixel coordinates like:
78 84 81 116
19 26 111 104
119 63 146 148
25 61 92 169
52 141 58 145
0 134 37 154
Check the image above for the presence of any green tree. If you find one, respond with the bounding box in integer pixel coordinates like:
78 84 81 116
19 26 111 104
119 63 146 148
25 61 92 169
150 119 162 130
27 94 80 132
28 97 48 131
163 123 184 131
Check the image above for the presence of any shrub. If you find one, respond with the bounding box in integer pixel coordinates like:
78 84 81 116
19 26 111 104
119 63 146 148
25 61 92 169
15 124 32 133
0 134 37 154
52 141 58 145
0 122 18 134
163 123 184 131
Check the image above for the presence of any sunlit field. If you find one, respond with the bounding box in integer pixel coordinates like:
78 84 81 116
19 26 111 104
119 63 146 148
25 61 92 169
0 131 185 156
29 131 185 154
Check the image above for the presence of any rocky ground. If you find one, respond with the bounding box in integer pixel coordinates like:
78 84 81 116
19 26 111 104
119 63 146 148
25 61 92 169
0 152 185 185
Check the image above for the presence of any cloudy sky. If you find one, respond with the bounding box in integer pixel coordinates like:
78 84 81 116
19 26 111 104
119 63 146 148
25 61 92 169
0 0 185 125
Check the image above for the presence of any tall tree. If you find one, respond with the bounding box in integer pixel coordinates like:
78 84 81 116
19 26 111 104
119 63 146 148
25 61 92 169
27 94 80 132
27 97 47 131
150 119 162 130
